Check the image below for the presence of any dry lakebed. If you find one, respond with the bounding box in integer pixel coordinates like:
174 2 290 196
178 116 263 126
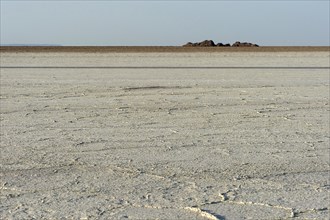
0 50 329 219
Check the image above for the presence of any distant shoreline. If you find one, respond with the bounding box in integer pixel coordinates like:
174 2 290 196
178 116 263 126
1 46 329 53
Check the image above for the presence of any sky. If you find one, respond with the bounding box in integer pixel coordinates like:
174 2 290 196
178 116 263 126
0 0 329 46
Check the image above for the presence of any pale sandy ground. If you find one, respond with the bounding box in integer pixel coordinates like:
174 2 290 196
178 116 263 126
0 52 329 219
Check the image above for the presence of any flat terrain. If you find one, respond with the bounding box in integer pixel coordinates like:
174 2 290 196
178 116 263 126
1 46 329 53
0 52 329 219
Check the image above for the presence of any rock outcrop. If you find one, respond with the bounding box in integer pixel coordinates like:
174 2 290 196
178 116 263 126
231 41 259 47
183 40 259 47
183 40 216 47
216 43 231 47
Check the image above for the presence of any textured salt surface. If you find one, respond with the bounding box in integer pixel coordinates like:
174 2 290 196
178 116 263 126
0 52 329 219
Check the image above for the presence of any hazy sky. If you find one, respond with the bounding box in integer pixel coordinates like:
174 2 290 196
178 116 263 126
1 0 329 46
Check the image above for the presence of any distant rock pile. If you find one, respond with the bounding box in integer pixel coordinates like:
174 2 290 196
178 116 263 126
183 40 259 47
183 40 216 47
231 41 259 47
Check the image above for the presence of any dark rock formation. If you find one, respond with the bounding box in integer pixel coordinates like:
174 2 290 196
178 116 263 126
232 41 259 47
183 42 194 47
183 40 216 47
216 43 231 47
198 40 216 47
183 40 259 47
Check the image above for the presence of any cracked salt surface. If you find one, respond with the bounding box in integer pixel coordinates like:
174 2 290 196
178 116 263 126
0 52 329 219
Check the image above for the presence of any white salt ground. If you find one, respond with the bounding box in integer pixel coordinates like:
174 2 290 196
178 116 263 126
0 52 329 219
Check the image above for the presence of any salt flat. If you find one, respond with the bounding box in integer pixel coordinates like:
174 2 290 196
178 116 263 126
0 52 329 219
